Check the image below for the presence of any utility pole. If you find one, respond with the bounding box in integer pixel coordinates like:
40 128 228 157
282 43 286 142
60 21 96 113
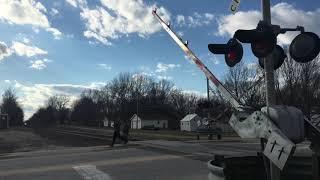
261 0 280 179
207 78 210 102
136 92 139 129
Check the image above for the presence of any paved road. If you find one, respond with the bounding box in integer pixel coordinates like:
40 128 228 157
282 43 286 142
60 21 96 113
0 145 209 180
0 140 311 180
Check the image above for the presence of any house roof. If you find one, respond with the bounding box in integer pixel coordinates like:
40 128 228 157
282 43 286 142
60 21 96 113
180 114 199 122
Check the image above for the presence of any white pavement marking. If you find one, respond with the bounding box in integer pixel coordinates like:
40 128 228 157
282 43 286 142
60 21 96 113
73 165 112 180
0 154 181 176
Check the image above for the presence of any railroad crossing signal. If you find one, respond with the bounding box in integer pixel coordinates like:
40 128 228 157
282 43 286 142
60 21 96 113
208 21 320 68
208 38 243 67
235 21 277 58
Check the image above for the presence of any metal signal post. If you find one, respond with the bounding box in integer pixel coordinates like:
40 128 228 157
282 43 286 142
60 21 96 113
261 0 281 179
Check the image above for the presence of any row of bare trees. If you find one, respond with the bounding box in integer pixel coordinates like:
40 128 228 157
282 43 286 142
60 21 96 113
26 95 70 128
27 73 205 129
27 52 320 129
222 52 320 118
276 53 320 117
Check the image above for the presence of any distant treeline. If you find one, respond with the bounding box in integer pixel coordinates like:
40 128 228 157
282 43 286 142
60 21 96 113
24 53 320 129
26 72 227 129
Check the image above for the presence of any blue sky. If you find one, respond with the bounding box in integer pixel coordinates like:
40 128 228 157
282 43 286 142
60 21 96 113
0 0 319 119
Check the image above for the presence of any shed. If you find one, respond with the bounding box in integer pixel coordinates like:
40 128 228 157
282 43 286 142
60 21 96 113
180 114 202 132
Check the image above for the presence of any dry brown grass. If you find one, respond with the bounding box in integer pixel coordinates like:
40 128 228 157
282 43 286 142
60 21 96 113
0 127 52 154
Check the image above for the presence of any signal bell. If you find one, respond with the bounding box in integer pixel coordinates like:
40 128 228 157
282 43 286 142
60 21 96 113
259 45 286 70
208 38 243 67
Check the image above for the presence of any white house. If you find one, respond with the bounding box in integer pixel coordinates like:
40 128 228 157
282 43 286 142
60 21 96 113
130 114 169 129
180 114 202 132
103 118 114 128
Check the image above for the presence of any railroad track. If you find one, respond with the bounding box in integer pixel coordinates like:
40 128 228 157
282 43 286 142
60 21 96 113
53 126 114 140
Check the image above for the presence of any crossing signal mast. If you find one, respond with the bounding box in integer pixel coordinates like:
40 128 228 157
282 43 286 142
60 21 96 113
152 3 320 177
209 21 320 68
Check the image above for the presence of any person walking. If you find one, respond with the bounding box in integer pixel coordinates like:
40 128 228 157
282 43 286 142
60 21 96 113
110 119 129 147
120 120 129 144
110 120 121 147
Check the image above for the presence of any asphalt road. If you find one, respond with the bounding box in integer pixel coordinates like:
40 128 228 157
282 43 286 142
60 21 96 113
0 140 311 180
0 144 210 180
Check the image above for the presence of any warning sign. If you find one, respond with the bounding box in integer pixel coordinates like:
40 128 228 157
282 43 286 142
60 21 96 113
230 0 241 14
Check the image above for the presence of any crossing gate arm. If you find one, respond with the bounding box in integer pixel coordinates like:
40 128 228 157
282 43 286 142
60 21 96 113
152 10 245 111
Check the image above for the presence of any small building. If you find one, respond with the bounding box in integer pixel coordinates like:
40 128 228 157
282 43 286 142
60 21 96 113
180 114 202 132
103 118 114 128
130 114 169 129
0 114 9 129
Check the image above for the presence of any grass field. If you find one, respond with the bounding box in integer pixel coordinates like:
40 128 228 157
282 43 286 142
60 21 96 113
0 127 51 154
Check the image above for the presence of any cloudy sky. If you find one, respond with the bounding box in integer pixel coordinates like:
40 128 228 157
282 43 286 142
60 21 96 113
0 0 319 119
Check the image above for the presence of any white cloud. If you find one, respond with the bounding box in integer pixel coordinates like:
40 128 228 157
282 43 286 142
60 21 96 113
98 63 112 70
88 82 107 89
157 75 172 80
11 41 47 57
80 0 170 44
0 42 12 61
0 0 49 27
0 0 62 39
4 81 105 119
132 72 155 80
134 63 179 81
46 28 62 40
33 27 40 34
216 3 320 45
22 37 30 44
176 12 214 28
84 30 110 45
29 59 51 70
182 89 206 97
155 63 180 73
177 31 184 37
176 15 185 25
66 0 77 7
50 8 59 16
65 0 87 8
0 41 48 61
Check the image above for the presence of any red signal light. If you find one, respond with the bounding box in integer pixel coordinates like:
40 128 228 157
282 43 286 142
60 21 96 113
208 38 243 67
228 50 237 61
225 38 243 67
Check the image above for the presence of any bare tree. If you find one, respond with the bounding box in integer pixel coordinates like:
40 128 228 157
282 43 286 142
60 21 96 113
1 88 24 126
46 95 70 125
46 95 70 111
224 62 265 109
277 52 320 117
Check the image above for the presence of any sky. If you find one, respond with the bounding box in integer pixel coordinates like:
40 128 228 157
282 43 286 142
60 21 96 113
0 0 319 119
